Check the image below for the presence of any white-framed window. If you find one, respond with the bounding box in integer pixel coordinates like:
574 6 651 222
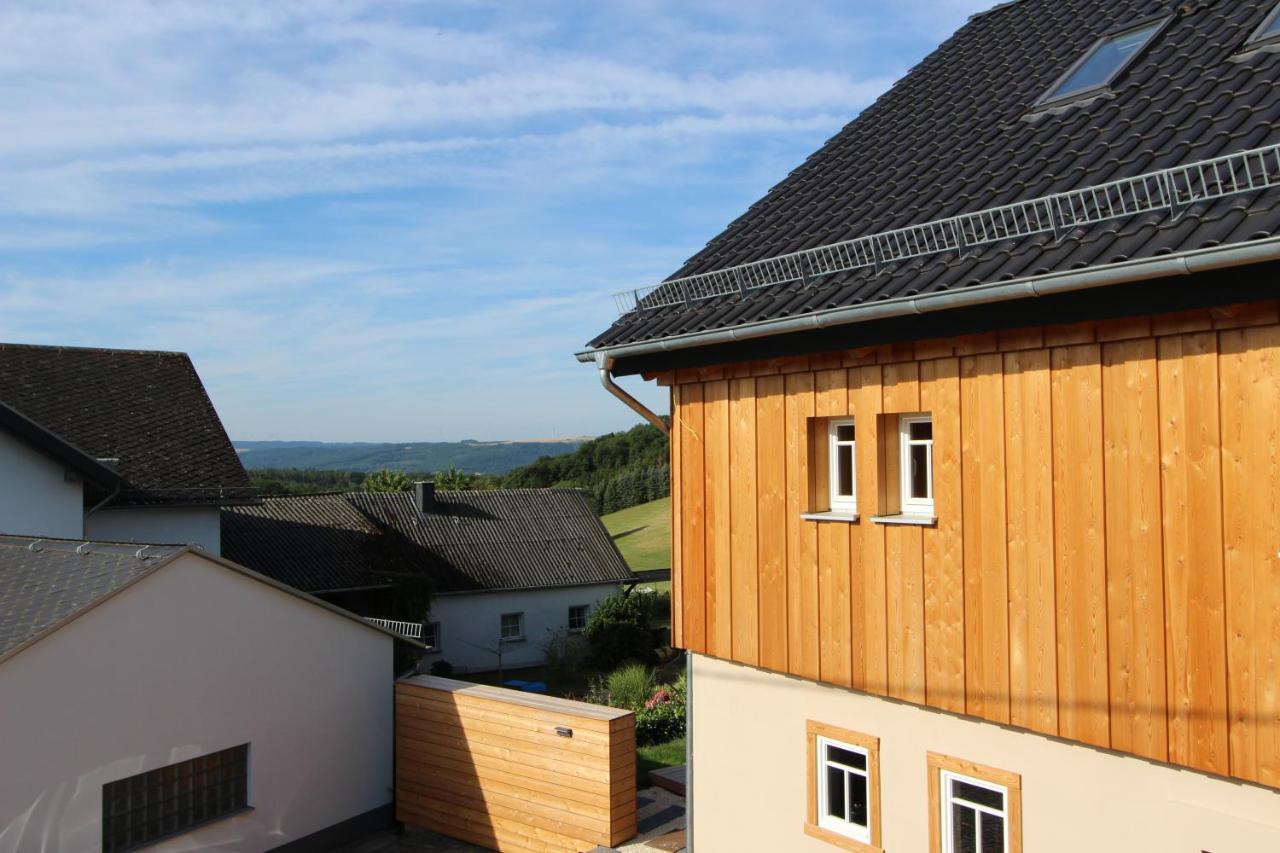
500 612 525 641
568 604 589 633
423 621 441 653
1036 21 1163 106
828 418 857 513
939 770 1010 853
817 735 873 845
899 414 934 516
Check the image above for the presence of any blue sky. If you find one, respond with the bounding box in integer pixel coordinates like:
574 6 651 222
0 0 989 442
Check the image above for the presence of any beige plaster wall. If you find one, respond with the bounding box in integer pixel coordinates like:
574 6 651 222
690 654 1280 853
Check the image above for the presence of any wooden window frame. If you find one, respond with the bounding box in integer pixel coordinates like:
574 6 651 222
806 721 881 852
927 752 1021 853
828 418 857 514
568 604 589 633
500 611 525 642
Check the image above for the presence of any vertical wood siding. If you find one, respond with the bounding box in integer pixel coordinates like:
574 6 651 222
665 301 1280 788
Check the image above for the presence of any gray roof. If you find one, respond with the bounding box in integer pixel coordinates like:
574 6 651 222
222 488 637 594
0 534 413 664
0 343 255 505
586 0 1280 353
0 537 184 661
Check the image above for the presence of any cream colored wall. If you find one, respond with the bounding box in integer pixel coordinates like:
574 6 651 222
0 553 393 853
691 654 1280 853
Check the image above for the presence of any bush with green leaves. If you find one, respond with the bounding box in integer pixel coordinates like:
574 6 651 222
364 469 413 492
540 627 590 681
429 659 454 676
582 592 654 669
634 673 687 746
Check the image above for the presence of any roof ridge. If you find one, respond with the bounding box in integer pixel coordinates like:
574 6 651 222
0 341 191 358
968 0 1032 22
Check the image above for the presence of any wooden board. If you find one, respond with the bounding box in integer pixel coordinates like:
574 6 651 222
661 308 1280 787
396 679 637 851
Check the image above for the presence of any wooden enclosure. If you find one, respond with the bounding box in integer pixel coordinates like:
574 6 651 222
396 676 637 852
661 299 1280 789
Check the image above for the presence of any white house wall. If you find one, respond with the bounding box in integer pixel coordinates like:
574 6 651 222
426 582 622 673
0 552 394 853
85 505 222 555
0 431 83 539
690 654 1280 852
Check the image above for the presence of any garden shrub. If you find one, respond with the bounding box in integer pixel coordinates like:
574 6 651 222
606 663 656 712
634 676 687 746
429 659 454 676
582 593 654 669
540 627 590 681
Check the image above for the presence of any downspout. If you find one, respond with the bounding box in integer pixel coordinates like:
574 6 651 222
84 480 121 519
595 353 670 436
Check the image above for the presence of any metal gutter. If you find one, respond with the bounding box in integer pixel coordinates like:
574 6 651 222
577 236 1280 364
596 352 670 435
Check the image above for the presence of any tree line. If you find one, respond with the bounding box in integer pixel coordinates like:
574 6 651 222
249 422 671 515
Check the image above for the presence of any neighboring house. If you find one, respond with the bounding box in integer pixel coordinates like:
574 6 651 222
0 343 255 553
223 483 637 672
580 2 1280 851
0 534 407 853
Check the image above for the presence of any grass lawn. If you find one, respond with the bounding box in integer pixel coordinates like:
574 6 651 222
602 497 671 572
637 737 685 788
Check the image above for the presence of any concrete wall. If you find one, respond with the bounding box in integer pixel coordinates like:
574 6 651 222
690 654 1280 853
426 582 620 673
0 431 83 539
85 505 222 554
0 552 394 853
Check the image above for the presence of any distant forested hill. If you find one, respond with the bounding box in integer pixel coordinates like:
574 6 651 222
234 439 586 474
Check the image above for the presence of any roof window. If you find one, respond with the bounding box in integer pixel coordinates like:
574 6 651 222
1249 5 1280 45
1037 21 1162 107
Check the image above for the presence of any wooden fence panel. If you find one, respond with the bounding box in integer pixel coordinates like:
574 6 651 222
396 677 637 852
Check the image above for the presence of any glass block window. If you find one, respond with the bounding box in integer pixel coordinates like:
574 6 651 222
102 744 249 853
500 612 525 641
568 604 589 633
1041 22 1161 104
828 419 857 513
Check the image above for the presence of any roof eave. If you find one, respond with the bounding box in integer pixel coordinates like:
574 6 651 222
0 401 122 489
577 236 1280 365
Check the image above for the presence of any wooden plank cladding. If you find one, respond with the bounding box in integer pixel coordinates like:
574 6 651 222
396 676 637 852
666 299 1280 790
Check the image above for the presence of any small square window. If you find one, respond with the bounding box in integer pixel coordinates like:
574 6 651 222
806 722 880 851
899 414 934 517
828 418 857 514
928 753 1021 853
423 621 441 653
568 604 589 633
500 612 525 641
1038 22 1161 106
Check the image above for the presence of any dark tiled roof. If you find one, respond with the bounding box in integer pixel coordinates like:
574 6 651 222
0 536 183 660
223 489 636 594
0 344 254 505
220 493 386 592
587 0 1280 351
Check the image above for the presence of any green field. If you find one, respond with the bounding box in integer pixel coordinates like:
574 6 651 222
602 497 671 572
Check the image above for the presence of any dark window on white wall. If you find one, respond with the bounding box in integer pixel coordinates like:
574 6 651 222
423 621 441 652
1039 22 1161 105
102 744 249 853
500 612 525 641
568 604 589 633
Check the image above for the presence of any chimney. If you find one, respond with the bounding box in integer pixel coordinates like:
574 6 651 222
414 481 436 513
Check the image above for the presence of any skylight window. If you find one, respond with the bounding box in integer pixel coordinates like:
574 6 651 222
1250 5 1280 44
1040 22 1162 106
